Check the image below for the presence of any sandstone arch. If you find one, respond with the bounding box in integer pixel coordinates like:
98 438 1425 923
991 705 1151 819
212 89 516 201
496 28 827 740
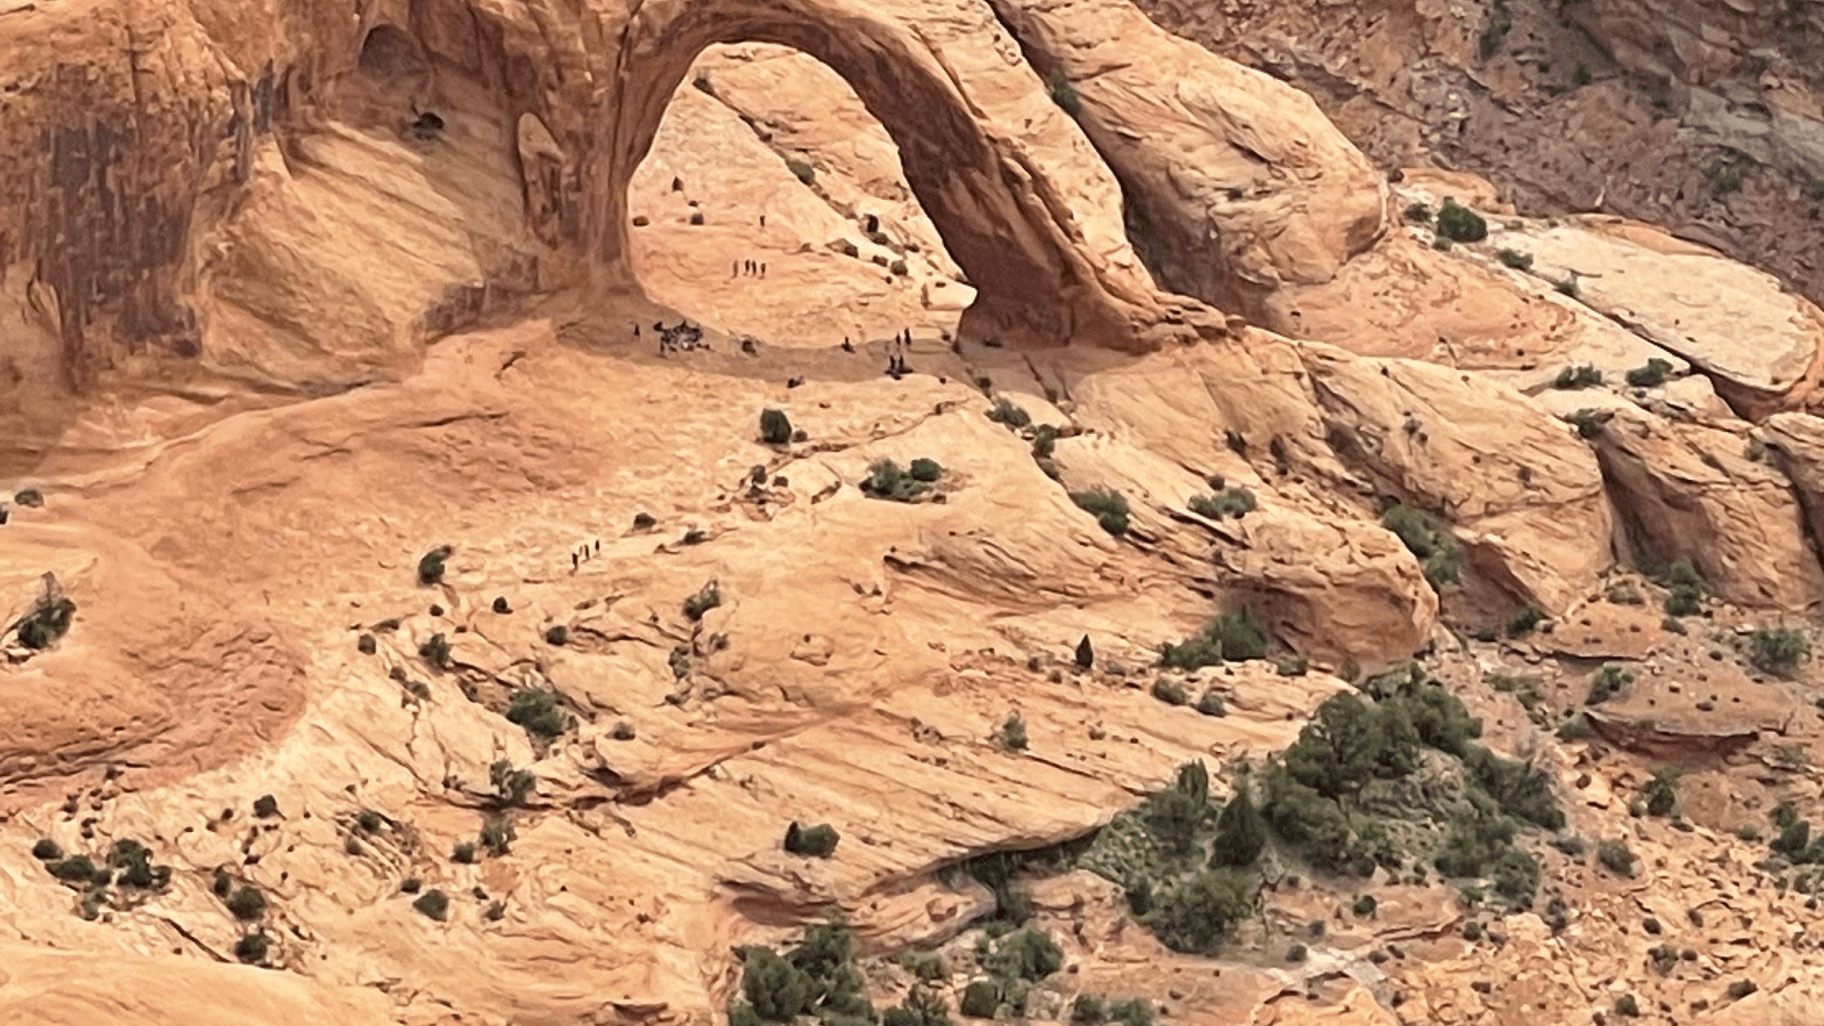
589 0 1212 351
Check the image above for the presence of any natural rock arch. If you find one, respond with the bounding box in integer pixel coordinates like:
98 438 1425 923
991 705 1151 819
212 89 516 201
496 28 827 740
587 0 1212 351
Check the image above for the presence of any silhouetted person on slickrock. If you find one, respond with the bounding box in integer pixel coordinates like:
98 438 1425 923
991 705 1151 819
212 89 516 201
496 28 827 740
1075 635 1094 670
841 337 854 353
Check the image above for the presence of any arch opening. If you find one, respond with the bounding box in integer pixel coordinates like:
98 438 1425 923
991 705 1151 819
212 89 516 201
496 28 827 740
627 44 974 349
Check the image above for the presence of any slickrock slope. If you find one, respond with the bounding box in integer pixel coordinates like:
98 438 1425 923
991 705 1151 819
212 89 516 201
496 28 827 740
9 1 1824 1026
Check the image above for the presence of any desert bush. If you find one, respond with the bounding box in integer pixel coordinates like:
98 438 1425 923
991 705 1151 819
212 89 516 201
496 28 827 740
959 981 1000 1019
882 988 951 1026
1210 786 1266 867
908 458 943 483
1614 994 1641 1017
784 822 841 858
47 855 97 882
413 889 450 921
1070 490 1130 536
1626 358 1673 388
1497 248 1534 270
1436 198 1488 242
1160 609 1269 670
998 714 1028 751
1404 202 1432 224
1353 894 1378 917
1598 839 1637 877
1463 745 1563 829
1554 364 1603 389
1146 868 1256 954
684 582 722 621
1556 713 1593 740
545 625 569 646
491 760 536 805
234 931 269 964
227 885 267 921
1380 504 1463 589
505 689 570 741
1282 693 1420 799
863 460 933 503
1433 801 1517 879
1506 605 1543 637
1643 767 1681 817
1047 70 1082 116
417 547 449 585
480 816 516 856
1587 664 1632 705
1565 408 1604 438
1189 488 1257 520
1071 995 1107 1024
1142 787 1204 857
452 842 477 864
1491 847 1540 905
787 159 816 185
760 409 794 445
1151 679 1188 706
1555 276 1581 298
984 928 1063 981
987 399 1031 429
1108 999 1154 1026
32 839 62 861
1751 627 1809 673
1196 690 1227 717
419 633 451 668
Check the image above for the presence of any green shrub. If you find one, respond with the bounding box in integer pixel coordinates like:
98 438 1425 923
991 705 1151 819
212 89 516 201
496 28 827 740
1463 745 1563 829
1070 490 1130 536
1047 70 1082 116
1404 203 1432 224
544 625 568 646
1196 690 1227 717
786 159 816 185
1151 679 1188 706
413 889 450 921
1285 942 1308 962
1380 504 1463 589
1142 787 1203 856
1282 693 1420 799
110 839 162 889
1108 999 1154 1026
1434 801 1517 879
1643 767 1681 817
1506 605 1543 637
480 816 515 856
491 760 535 805
1352 894 1377 917
1497 248 1534 270
32 839 61 861
505 689 570 741
1146 869 1256 954
1626 358 1673 388
1225 430 1248 455
1491 847 1540 905
882 988 951 1026
684 582 722 621
1614 994 1640 1017
908 458 943 483
1598 839 1636 877
1555 276 1581 298
987 399 1031 429
1772 817 1810 857
1554 365 1603 389
15 590 76 650
998 714 1028 751
47 855 97 882
452 842 477 864
1751 627 1809 673
1726 979 1758 1000
863 460 933 503
1565 409 1604 438
985 928 1063 980
14 488 43 507
1556 713 1593 740
234 931 269 964
417 547 449 585
419 633 451 668
1071 995 1107 1024
784 821 841 857
901 952 947 982
1210 786 1266 867
1587 664 1632 705
227 885 267 921
1189 488 1256 520
1436 198 1488 242
760 409 794 444
959 981 1000 1019
1160 609 1269 670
